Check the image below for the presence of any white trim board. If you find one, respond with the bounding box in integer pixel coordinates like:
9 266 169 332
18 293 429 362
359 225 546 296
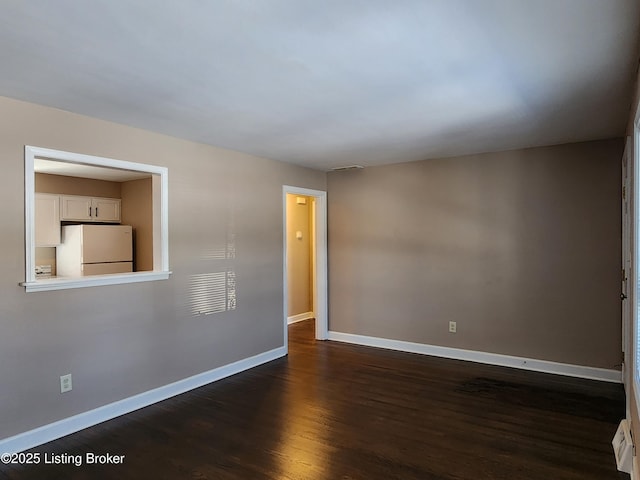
0 346 286 454
288 311 314 325
328 331 621 383
22 271 171 292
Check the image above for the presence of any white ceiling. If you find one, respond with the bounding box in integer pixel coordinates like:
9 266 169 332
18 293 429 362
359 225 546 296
1 1 639 171
34 158 151 182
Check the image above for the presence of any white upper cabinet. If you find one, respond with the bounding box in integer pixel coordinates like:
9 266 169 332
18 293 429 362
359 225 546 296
92 197 121 222
61 195 121 223
60 195 92 221
35 193 61 246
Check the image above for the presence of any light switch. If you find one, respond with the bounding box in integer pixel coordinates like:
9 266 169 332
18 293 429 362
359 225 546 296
296 231 303 240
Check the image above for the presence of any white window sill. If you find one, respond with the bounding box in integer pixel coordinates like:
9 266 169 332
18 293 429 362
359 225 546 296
21 271 172 292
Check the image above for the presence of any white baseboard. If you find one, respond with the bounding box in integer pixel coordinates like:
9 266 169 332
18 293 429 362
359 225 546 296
0 346 286 454
328 331 621 383
287 311 314 325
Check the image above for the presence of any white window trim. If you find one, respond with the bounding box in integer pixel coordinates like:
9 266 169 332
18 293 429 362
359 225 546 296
22 146 171 292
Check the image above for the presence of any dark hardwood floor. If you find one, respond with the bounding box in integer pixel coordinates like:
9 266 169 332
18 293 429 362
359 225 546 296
1 319 627 479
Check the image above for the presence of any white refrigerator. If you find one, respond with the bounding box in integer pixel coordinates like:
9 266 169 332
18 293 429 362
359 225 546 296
57 224 133 277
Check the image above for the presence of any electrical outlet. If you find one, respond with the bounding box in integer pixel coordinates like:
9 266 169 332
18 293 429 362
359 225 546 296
449 321 457 333
60 374 72 393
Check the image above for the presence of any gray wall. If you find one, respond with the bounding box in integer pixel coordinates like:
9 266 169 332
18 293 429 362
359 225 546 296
0 96 325 439
327 139 623 369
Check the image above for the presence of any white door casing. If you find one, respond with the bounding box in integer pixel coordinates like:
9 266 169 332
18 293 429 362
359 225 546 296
622 136 632 419
282 186 328 347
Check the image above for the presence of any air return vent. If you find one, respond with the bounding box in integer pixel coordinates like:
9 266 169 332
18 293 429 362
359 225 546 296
612 419 633 474
331 165 364 172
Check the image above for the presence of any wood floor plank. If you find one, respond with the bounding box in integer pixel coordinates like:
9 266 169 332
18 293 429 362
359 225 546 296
0 319 627 479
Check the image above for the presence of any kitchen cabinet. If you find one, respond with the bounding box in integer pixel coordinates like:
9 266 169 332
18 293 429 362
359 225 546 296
35 193 61 246
60 195 121 223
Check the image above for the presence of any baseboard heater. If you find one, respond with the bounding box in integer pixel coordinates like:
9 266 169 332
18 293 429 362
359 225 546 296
613 419 633 474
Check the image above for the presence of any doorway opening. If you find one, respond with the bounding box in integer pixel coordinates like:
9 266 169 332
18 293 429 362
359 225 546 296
283 186 328 349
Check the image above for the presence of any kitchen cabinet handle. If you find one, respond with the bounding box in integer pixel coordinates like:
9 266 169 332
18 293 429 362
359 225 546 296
88 206 92 217
95 207 98 217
